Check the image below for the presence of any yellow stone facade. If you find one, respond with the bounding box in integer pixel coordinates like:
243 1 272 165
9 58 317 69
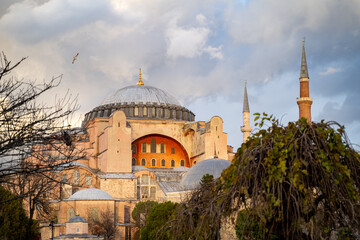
40 82 235 239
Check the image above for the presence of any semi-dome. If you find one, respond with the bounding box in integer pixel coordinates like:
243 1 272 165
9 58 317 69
180 159 230 190
82 84 195 126
67 188 113 201
100 85 182 107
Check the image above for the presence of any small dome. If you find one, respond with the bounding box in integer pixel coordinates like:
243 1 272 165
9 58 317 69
68 215 87 223
180 159 230 189
67 188 113 201
101 85 182 107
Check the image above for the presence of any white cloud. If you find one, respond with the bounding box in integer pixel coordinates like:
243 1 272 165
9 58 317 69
203 45 223 59
319 67 343 75
166 19 211 59
196 14 207 25
0 0 360 148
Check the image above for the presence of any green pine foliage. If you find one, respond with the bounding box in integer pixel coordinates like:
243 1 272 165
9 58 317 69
132 200 158 228
139 201 177 240
0 186 39 240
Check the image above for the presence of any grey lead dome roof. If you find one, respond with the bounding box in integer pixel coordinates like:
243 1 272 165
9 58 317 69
100 85 182 107
67 188 113 201
82 84 195 126
180 159 231 189
68 215 87 223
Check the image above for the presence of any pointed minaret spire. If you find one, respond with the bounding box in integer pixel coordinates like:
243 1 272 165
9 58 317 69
137 68 144 85
297 38 312 122
300 38 309 78
243 80 250 113
241 80 252 143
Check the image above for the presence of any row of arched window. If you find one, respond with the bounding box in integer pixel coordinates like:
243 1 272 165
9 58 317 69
132 141 175 154
61 170 92 187
132 158 185 167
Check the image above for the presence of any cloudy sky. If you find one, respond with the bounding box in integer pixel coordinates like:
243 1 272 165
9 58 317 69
1 0 359 151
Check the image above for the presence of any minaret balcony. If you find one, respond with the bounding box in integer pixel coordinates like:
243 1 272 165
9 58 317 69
241 126 252 132
296 97 313 103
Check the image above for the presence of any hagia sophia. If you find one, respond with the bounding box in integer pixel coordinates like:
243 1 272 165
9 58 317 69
40 39 312 239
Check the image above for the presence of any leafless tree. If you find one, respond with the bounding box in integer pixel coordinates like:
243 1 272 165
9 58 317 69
88 208 117 240
0 52 85 202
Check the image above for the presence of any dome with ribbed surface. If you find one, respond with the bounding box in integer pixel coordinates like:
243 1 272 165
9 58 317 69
82 84 195 126
180 159 230 189
101 85 182 107
67 188 113 201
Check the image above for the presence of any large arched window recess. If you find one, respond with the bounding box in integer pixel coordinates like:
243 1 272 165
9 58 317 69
161 159 166 167
141 158 146 166
171 160 175 167
151 159 156 167
132 158 136 166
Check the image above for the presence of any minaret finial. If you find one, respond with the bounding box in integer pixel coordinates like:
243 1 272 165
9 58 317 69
302 37 305 47
137 68 144 85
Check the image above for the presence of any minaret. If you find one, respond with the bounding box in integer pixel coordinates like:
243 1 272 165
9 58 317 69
241 81 252 143
296 38 312 122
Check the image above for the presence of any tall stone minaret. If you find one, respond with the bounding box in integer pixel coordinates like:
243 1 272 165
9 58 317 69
241 81 252 143
296 38 312 122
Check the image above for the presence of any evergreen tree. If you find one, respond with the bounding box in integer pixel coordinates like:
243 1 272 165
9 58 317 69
0 186 38 240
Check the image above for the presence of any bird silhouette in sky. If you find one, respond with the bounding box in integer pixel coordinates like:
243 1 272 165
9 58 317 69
72 53 79 64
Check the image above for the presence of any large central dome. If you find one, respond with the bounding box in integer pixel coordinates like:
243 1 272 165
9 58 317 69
82 83 195 126
100 85 182 107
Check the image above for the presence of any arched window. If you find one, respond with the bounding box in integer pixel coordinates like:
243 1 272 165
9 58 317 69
151 139 156 153
141 158 146 166
132 145 137 154
161 159 166 167
151 159 156 167
134 106 139 116
67 208 75 221
171 147 175 154
73 169 80 185
61 174 68 184
181 159 185 167
171 160 175 167
142 142 146 153
85 175 92 186
90 208 99 221
143 107 147 116
132 158 136 166
160 143 165 153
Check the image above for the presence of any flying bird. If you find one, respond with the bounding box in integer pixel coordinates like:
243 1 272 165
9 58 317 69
72 53 79 64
